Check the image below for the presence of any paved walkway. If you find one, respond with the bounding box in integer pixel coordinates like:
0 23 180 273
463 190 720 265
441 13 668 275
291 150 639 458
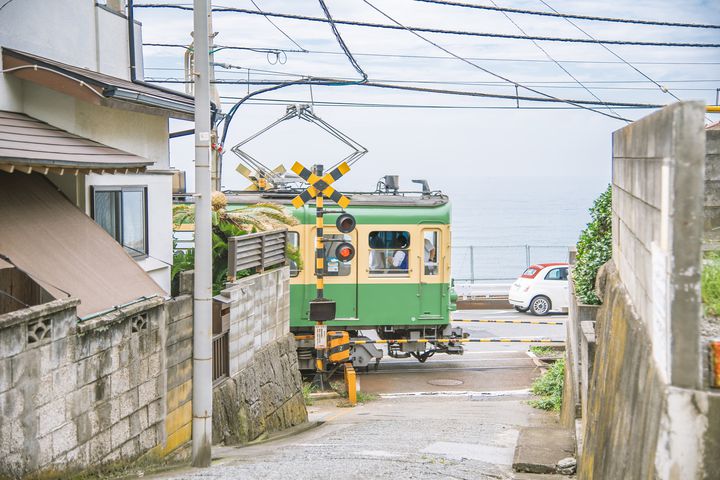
151 309 570 479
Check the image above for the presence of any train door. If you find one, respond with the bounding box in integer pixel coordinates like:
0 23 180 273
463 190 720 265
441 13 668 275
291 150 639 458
419 229 443 320
315 226 359 320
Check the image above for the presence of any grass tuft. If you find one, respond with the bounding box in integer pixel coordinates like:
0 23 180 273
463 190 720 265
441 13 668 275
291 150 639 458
529 357 565 412
702 251 720 317
301 383 315 406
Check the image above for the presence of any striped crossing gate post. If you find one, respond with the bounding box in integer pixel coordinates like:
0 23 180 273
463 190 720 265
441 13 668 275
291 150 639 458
290 162 353 390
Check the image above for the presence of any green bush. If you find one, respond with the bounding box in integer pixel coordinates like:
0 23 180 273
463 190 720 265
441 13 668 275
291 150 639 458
171 199 301 296
529 357 565 411
574 185 612 305
702 251 720 316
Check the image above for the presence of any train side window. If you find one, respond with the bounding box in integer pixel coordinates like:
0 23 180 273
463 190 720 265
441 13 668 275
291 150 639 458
287 231 301 277
369 231 410 275
323 233 352 277
423 231 439 276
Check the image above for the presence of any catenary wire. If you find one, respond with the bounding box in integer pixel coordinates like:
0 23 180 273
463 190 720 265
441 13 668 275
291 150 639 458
144 68 720 86
143 43 720 65
317 0 367 82
248 0 307 52
132 4 720 48
219 96 661 110
414 0 720 30
537 0 682 103
359 0 630 121
150 77 664 108
487 0 624 121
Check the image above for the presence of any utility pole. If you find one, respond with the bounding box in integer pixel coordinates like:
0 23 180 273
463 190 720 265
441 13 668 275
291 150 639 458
192 0 213 468
208 12 222 192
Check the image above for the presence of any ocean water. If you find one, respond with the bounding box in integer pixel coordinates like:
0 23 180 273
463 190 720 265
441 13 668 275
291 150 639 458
444 176 609 281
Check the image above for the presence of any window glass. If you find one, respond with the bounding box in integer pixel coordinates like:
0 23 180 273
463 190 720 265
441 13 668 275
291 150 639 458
323 233 352 277
93 187 147 257
94 191 119 239
122 190 145 256
423 231 439 276
369 231 410 275
287 231 301 278
545 268 568 281
522 267 538 278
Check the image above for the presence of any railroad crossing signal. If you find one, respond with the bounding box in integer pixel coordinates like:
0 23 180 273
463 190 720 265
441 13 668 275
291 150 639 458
290 161 351 209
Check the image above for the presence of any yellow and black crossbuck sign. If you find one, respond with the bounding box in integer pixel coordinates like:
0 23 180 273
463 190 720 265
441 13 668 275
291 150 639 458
290 161 351 209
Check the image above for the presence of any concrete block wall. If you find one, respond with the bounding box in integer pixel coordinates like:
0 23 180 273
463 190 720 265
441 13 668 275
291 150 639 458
704 130 720 244
221 267 291 376
579 103 720 479
212 267 307 445
611 101 705 388
0 296 166 478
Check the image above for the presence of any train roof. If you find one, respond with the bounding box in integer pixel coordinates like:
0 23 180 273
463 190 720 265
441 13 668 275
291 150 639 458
220 190 451 225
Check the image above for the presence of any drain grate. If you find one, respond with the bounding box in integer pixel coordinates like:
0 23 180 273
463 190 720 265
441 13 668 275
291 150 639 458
427 378 464 386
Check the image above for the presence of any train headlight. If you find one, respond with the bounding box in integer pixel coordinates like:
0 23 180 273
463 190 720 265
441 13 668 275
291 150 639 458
335 242 355 262
336 213 356 233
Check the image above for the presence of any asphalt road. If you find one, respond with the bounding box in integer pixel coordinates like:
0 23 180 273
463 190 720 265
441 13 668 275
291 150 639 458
357 308 566 395
152 309 569 480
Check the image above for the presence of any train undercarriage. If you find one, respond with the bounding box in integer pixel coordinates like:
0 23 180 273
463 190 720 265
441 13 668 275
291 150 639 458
293 324 466 371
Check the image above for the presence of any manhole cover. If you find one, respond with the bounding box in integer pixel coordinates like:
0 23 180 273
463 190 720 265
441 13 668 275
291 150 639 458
428 378 464 386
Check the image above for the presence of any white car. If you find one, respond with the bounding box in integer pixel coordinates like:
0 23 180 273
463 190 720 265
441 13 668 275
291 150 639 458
508 263 569 315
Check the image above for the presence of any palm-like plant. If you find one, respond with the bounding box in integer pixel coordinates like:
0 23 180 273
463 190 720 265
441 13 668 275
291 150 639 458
172 193 301 295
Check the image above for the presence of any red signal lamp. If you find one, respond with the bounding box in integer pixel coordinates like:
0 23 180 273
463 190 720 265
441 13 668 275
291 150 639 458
335 242 355 262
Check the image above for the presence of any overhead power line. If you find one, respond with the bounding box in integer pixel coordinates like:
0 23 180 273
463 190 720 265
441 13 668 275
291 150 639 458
143 43 720 65
317 0 367 81
146 73 720 91
219 96 661 110
537 0 683 103
144 42 305 54
487 0 623 121
359 0 630 121
221 97 660 110
133 4 720 48
414 0 720 30
145 77 664 108
248 0 307 52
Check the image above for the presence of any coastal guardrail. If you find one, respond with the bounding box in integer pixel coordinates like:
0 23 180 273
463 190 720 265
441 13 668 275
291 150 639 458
451 245 570 283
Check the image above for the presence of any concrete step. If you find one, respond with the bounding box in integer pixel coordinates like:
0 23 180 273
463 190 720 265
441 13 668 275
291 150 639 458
513 426 576 475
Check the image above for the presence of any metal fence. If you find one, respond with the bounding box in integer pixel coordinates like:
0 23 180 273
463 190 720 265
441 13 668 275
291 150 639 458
451 245 570 282
227 228 287 281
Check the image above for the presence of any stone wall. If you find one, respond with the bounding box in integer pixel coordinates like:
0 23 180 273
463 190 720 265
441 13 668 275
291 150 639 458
211 267 307 445
0 267 306 477
0 296 166 478
579 102 720 479
212 334 306 445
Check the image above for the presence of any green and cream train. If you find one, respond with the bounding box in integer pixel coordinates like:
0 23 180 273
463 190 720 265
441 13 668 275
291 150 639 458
224 186 462 370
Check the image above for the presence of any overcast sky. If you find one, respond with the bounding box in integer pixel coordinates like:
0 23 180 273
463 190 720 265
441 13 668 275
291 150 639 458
135 0 720 193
